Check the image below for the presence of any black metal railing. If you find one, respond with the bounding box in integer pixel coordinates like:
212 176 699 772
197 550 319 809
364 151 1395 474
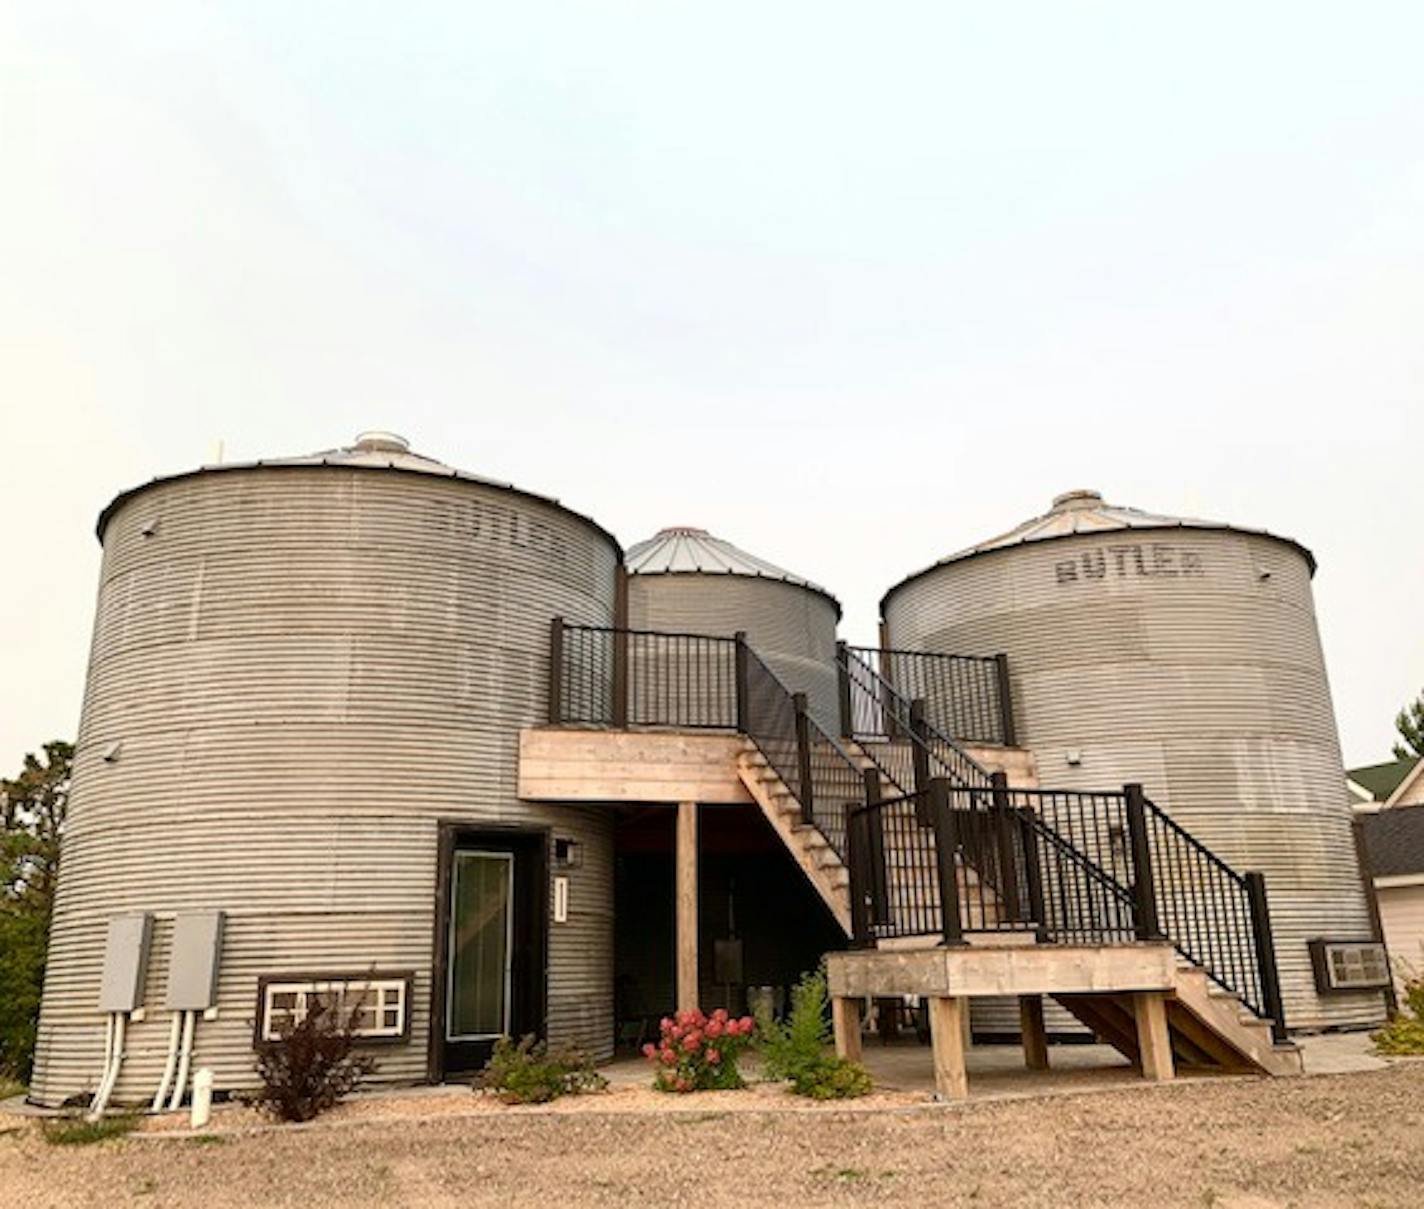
552 617 1287 1036
838 644 994 793
551 620 739 729
739 643 860 859
842 644 1015 746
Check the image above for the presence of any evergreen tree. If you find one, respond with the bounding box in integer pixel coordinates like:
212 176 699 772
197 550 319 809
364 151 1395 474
1394 692 1424 762
1 740 72 1082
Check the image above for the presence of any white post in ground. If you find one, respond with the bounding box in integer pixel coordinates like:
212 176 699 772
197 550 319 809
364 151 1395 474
676 801 699 1012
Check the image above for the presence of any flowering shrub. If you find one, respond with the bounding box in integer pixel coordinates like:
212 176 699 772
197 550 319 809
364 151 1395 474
643 1008 755 1092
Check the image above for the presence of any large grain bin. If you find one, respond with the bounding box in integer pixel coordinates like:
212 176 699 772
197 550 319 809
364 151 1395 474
31 433 621 1107
625 527 841 732
882 489 1384 1032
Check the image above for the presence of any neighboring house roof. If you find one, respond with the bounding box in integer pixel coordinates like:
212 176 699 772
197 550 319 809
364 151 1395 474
1359 804 1424 879
625 526 841 614
1348 758 1422 805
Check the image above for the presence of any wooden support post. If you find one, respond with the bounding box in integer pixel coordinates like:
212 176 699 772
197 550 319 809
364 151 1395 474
1019 995 1049 1071
928 996 969 1101
1132 992 1174 1082
832 997 863 1063
676 801 699 1013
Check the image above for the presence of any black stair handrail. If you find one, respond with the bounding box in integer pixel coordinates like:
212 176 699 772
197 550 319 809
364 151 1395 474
838 645 1286 1036
737 640 860 861
842 643 1016 746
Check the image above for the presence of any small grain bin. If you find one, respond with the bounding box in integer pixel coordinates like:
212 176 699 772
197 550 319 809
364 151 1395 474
881 490 1383 1031
625 528 841 732
30 433 621 1107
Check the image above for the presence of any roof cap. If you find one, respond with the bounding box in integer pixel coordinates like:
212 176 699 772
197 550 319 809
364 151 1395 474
626 526 840 614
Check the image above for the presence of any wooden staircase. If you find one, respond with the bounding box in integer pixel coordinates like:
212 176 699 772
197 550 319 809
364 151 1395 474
736 740 852 935
1056 964 1301 1076
741 735 1300 1081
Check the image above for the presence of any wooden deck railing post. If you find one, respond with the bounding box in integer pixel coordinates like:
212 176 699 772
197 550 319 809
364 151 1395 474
548 616 565 724
861 766 887 932
836 641 854 738
733 632 749 733
793 692 815 822
1125 783 1163 942
994 653 1017 747
989 771 1022 922
611 626 629 729
930 777 966 947
1246 871 1288 1043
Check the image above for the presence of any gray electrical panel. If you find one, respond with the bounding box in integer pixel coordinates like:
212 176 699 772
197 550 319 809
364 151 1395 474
97 915 153 1012
165 911 225 1011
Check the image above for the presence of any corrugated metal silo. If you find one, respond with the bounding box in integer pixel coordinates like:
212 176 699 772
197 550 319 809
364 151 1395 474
31 433 621 1107
625 527 841 731
882 489 1383 1031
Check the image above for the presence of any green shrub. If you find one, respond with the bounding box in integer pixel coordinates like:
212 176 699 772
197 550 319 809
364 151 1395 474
480 1035 607 1104
788 1053 874 1100
41 1112 139 1146
252 998 377 1122
757 967 871 1100
1373 963 1424 1056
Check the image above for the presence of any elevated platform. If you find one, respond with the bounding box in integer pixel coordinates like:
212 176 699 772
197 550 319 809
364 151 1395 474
826 943 1301 1101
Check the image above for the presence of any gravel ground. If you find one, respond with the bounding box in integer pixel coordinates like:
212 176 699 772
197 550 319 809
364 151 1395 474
3 1064 1422 1208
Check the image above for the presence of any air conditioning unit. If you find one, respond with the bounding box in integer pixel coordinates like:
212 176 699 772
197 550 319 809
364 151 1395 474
1308 939 1391 994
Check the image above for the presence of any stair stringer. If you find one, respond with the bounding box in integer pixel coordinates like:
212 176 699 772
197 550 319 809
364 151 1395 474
1053 964 1302 1077
735 742 852 937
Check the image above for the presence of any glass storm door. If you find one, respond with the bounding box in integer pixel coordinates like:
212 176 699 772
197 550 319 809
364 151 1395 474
447 851 514 1044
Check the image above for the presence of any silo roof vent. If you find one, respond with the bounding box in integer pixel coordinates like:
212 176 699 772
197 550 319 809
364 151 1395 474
626 526 840 612
352 431 411 454
1051 489 1103 512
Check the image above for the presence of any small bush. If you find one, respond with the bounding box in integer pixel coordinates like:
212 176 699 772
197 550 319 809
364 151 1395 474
41 1112 139 1146
479 1035 607 1104
757 967 871 1100
644 1008 756 1092
252 998 377 1122
788 1053 874 1100
1373 963 1424 1056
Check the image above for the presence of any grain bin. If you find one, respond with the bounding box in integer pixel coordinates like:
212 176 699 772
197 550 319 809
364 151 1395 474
30 433 621 1107
625 527 841 731
881 489 1383 1032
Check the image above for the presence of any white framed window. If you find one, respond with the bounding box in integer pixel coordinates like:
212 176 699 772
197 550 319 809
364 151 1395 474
256 974 411 1043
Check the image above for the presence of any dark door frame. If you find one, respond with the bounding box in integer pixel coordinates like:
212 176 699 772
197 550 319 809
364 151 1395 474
429 821 550 1083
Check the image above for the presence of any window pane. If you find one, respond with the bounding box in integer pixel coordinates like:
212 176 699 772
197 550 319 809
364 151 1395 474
448 852 513 1039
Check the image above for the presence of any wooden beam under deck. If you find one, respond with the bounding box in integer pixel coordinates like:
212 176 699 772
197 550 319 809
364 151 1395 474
519 728 752 804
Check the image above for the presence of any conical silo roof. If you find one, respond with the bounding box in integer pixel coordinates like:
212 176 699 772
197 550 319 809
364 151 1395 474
626 527 841 615
881 489 1316 610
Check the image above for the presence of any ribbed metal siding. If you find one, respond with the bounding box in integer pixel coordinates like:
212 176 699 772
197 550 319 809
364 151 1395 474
885 529 1383 1031
626 574 840 732
31 468 619 1107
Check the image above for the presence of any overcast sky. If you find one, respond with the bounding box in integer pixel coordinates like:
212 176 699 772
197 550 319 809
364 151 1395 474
3 3 1421 771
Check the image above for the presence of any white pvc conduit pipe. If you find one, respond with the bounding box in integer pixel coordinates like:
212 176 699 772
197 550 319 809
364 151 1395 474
169 1010 196 1111
87 1012 126 1121
151 1013 183 1111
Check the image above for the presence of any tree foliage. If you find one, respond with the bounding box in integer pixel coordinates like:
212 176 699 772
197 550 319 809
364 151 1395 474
1 740 72 1082
1394 691 1424 761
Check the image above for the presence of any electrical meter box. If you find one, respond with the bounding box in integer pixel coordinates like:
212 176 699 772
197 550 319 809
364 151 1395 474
165 911 226 1011
97 914 153 1012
